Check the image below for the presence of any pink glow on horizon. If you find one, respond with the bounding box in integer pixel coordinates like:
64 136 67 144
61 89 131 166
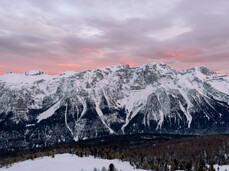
0 65 7 68
120 62 135 66
57 64 81 67
0 60 228 77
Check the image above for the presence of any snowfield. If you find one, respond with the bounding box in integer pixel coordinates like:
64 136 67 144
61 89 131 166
213 164 229 171
0 154 145 171
0 154 229 171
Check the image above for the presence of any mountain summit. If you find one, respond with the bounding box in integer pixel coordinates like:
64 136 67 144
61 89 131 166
0 63 228 149
24 70 46 76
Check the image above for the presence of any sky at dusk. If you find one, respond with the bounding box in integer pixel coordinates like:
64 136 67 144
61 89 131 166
0 0 229 75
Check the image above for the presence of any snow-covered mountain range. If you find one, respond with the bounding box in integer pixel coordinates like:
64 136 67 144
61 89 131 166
0 63 229 149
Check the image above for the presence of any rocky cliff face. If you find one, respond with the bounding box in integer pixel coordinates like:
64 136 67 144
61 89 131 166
0 63 229 149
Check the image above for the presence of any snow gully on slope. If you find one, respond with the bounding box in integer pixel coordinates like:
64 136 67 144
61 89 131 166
37 99 63 123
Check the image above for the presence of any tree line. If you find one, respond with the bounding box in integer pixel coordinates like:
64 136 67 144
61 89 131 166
0 134 228 170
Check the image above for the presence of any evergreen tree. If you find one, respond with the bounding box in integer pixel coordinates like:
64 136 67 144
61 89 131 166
109 163 115 171
185 161 192 171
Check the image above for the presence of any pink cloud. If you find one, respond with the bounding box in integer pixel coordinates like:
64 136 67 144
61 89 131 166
80 48 104 54
165 52 184 58
58 64 81 67
83 59 95 63
0 65 7 68
2 53 18 57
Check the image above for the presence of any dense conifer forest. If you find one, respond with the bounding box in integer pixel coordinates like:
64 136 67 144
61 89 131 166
0 134 229 170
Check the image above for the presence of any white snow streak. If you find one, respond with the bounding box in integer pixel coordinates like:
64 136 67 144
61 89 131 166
179 101 192 127
64 103 77 141
37 99 62 123
95 101 115 134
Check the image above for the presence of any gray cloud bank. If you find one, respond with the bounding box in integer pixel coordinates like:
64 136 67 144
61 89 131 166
0 0 228 75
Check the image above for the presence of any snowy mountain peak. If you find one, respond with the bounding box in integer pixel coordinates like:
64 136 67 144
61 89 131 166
5 71 14 74
0 62 228 149
25 70 46 76
198 66 216 75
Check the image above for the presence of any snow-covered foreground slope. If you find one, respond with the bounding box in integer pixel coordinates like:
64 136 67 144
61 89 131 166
213 165 229 171
1 154 229 171
0 63 229 149
0 154 145 171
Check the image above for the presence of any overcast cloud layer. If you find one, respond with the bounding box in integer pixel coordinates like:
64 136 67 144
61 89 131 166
0 0 229 75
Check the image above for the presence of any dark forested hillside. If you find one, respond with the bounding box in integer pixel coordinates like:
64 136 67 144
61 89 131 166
0 134 229 170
